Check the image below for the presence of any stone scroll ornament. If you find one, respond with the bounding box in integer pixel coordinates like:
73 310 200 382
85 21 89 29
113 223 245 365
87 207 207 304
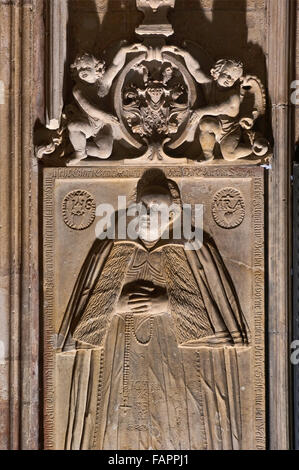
36 0 270 165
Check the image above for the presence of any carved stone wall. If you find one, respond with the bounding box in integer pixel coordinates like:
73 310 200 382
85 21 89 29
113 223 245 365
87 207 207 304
0 0 43 450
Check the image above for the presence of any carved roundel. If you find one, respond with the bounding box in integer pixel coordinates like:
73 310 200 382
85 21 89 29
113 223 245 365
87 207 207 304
212 188 245 229
62 190 96 230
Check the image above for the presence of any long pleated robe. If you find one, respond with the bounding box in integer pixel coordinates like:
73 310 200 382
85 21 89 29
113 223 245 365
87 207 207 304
56 234 251 450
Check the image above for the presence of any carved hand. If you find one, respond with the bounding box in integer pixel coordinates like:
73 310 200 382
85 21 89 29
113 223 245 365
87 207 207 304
162 45 182 55
103 43 148 89
162 45 189 64
116 282 168 315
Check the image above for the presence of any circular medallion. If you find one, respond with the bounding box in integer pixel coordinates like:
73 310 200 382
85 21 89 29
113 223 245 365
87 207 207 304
62 190 96 230
212 188 245 229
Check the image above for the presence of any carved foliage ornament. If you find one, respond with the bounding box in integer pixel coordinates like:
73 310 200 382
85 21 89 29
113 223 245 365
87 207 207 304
114 49 197 162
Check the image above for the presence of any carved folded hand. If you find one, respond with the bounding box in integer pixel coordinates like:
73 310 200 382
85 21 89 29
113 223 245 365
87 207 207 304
116 281 168 316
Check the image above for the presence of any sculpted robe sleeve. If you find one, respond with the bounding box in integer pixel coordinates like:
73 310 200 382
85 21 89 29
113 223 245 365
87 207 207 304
55 239 113 449
170 238 250 450
57 238 113 352
56 240 136 449
186 238 250 345
192 240 250 450
163 238 249 348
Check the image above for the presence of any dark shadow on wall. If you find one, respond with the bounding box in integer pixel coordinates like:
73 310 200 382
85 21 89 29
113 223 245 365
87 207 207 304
66 0 141 69
64 0 102 104
34 0 103 163
65 0 143 160
34 0 140 163
65 0 140 107
171 0 263 76
170 0 272 141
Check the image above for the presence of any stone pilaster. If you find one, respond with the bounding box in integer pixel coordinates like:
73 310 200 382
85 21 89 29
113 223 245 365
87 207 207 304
267 0 295 450
0 0 42 449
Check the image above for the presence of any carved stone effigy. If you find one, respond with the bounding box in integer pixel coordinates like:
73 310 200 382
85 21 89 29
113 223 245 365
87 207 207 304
43 166 265 450
41 0 267 450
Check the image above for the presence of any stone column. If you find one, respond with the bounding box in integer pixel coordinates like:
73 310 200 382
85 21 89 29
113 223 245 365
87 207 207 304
46 0 68 129
0 0 43 450
267 0 295 450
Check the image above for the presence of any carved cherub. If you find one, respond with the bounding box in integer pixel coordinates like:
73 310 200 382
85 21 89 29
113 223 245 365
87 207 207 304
67 44 146 165
163 46 269 161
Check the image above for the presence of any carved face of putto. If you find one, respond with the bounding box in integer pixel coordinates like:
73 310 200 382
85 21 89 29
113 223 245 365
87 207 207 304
70 53 105 84
211 59 243 88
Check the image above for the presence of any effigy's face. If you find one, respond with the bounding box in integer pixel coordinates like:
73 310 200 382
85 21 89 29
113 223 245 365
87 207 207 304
137 191 173 241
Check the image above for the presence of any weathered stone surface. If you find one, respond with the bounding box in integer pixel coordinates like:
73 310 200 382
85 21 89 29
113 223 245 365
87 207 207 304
43 166 265 450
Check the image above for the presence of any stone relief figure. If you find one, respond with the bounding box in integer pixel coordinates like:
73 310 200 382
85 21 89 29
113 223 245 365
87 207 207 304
36 37 269 165
56 170 250 450
164 47 269 161
66 44 147 165
65 53 119 165
36 43 146 164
